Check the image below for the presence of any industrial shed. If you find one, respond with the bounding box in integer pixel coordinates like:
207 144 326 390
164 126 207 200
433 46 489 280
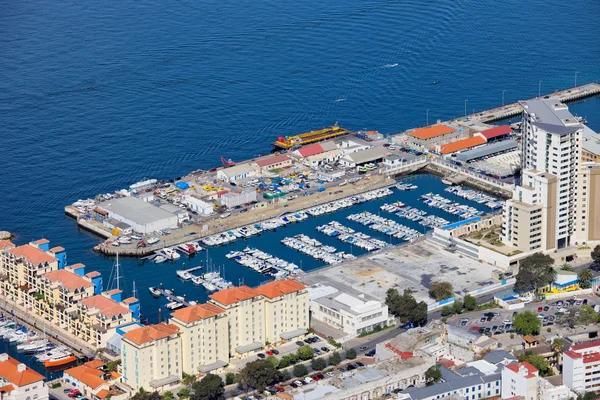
98 196 179 234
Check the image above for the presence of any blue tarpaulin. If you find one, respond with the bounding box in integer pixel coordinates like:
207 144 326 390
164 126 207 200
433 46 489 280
174 181 189 190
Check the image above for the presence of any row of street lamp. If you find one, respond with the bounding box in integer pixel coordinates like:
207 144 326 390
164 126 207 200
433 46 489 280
425 71 581 124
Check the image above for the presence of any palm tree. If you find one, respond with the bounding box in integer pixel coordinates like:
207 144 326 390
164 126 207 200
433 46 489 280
552 338 564 353
578 268 594 289
559 263 573 271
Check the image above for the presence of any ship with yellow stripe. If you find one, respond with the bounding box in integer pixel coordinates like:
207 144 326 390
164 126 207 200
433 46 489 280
272 125 350 149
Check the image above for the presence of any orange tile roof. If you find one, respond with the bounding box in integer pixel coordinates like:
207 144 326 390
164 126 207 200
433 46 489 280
96 389 110 399
110 371 121 379
86 271 101 278
0 384 15 393
122 297 138 304
8 244 56 266
70 263 85 270
440 136 486 154
80 295 131 319
33 239 49 245
209 286 261 305
410 125 455 140
171 303 226 323
255 280 306 299
50 246 65 253
43 269 93 292
106 289 122 296
123 323 179 345
522 335 539 344
0 355 45 386
65 363 107 389
84 360 105 369
0 240 15 251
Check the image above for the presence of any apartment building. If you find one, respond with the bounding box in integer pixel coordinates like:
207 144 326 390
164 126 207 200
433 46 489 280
170 303 229 373
255 280 309 344
573 162 600 244
79 290 135 347
121 323 182 392
563 340 600 392
503 100 584 251
502 361 570 400
582 125 600 163
502 170 553 252
0 354 48 400
209 286 265 358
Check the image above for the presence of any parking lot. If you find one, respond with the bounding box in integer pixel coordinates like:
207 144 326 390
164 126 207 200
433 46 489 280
447 293 600 335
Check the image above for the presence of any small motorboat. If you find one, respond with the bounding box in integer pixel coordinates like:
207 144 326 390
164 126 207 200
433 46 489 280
149 287 161 298
43 353 77 368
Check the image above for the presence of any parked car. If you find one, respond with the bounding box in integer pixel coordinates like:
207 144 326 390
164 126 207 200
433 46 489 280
296 341 305 346
315 374 325 380
303 377 314 384
271 349 279 355
257 353 266 359
321 346 330 352
68 390 81 398
359 346 369 351
365 349 376 356
326 372 335 377
356 362 365 367
265 350 273 356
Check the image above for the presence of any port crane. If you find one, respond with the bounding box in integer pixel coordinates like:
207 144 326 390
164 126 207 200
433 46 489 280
220 156 235 167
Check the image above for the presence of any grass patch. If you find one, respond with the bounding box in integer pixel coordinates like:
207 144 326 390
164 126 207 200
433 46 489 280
358 324 394 338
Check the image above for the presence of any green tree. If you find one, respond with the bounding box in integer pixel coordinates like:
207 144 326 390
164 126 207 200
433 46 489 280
463 294 477 311
386 289 428 326
591 245 600 267
238 359 279 393
266 355 279 369
178 389 190 398
578 268 594 289
513 311 541 335
297 345 315 360
514 253 556 294
551 338 564 354
559 263 573 271
518 353 552 376
328 352 341 366
131 392 163 400
411 301 429 327
225 373 236 385
441 305 453 317
182 372 197 386
191 374 225 400
424 366 441 385
428 282 454 301
293 364 308 378
577 392 598 400
106 360 121 372
345 348 357 360
278 370 291 382
452 299 463 315
311 357 327 371
579 305 599 325
163 392 174 400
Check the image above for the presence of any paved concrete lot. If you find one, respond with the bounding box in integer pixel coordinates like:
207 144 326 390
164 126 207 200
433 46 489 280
302 239 500 305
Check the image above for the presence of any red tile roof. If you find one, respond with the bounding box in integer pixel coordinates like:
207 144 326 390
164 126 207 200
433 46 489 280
33 239 49 245
122 297 138 304
440 136 486 154
0 240 15 251
86 271 101 278
105 289 122 296
0 354 44 386
298 143 324 158
410 125 455 140
571 340 600 351
564 350 582 359
505 362 538 378
171 303 226 323
255 155 290 167
80 295 131 319
43 270 93 292
123 323 179 345
479 125 512 139
210 286 261 305
255 280 306 299
50 246 65 253
584 353 600 364
8 244 56 266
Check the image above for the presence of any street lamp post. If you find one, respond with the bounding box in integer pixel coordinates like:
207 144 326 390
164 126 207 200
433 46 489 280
426 109 430 126
464 100 468 117
502 90 506 106
575 71 579 88
538 80 543 97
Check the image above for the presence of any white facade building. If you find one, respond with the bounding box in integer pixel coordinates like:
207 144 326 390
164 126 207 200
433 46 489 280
502 361 571 400
563 340 600 393
182 195 214 215
216 164 257 182
307 284 390 336
509 99 583 250
98 196 179 234
0 354 48 400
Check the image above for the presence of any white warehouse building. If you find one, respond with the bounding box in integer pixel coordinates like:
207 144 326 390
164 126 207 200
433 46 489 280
182 195 214 215
220 189 257 209
307 284 391 336
98 196 179 234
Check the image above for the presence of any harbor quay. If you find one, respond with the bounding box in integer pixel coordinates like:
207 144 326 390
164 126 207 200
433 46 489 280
64 83 600 262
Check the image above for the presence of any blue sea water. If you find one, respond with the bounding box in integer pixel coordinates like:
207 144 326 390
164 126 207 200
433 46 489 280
1 0 600 342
